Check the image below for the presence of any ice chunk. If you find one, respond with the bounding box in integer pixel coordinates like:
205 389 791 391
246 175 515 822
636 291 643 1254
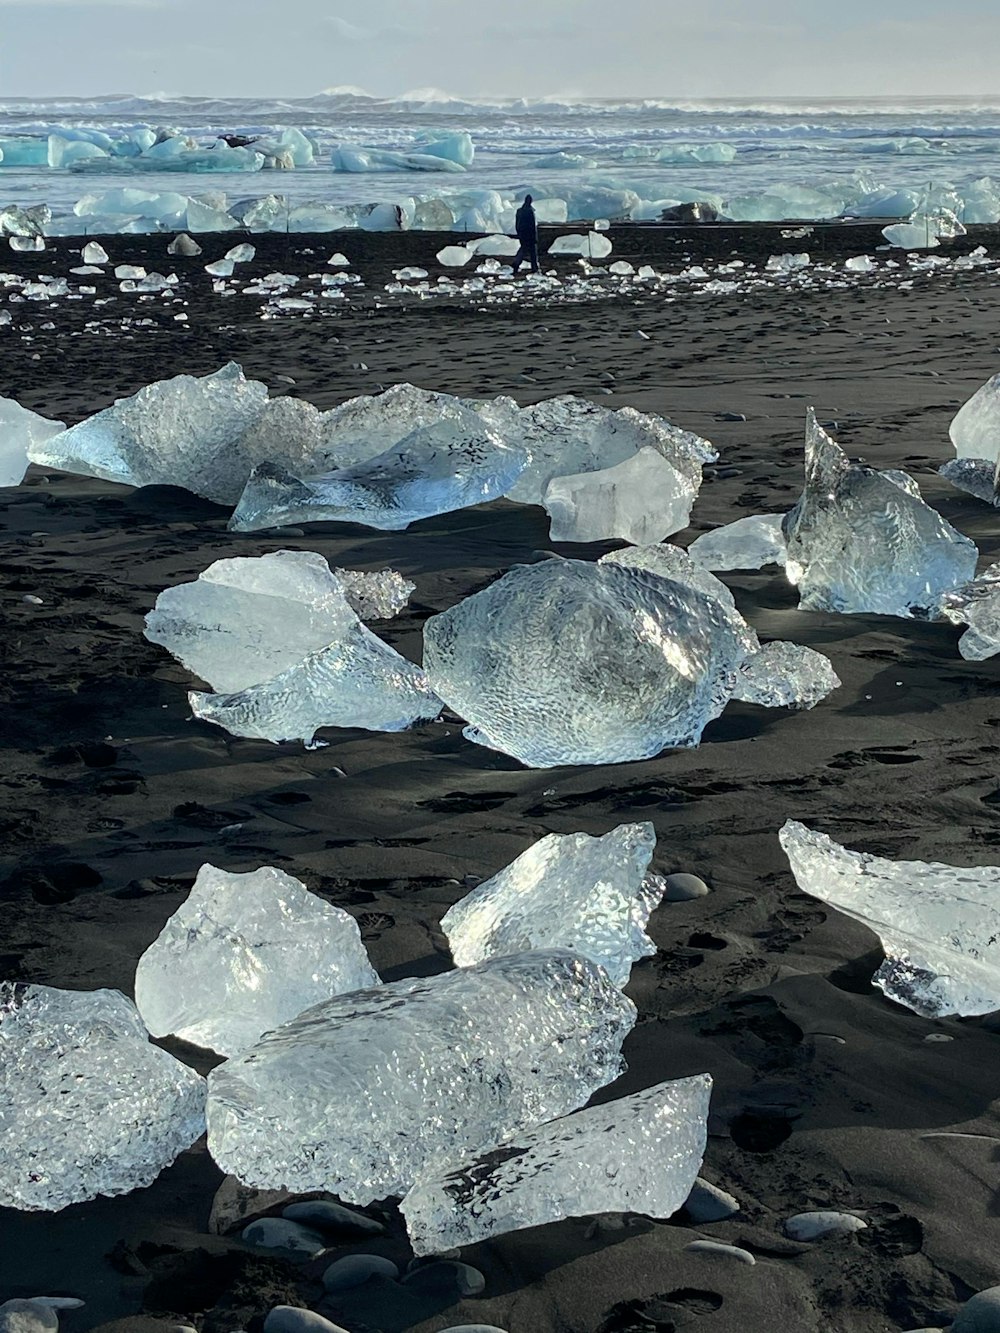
417 131 475 167
779 820 1000 1017
0 204 49 237
207 949 636 1203
186 197 240 232
436 244 473 267
225 243 256 263
0 397 66 487
844 255 875 273
937 561 1000 659
332 145 466 173
0 983 205 1211
144 550 441 744
548 232 613 259
599 542 738 608
939 456 999 506
950 372 1000 463
882 222 940 249
470 234 519 256
731 641 841 709
205 258 235 277
442 823 665 988
542 446 700 544
0 138 48 167
10 236 44 252
688 515 787 571
135 864 380 1057
423 557 833 767
402 1074 710 1254
48 135 107 169
765 252 810 274
331 567 414 620
782 411 977 617
229 422 527 533
81 241 108 265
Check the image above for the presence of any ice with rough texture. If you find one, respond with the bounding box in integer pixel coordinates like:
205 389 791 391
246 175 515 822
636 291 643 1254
688 515 788 570
442 823 665 988
135 864 380 1057
731 641 842 709
144 550 441 744
207 949 637 1204
949 372 1000 466
0 983 206 1211
81 241 108 265
783 411 977 617
780 820 1000 1017
937 561 1000 659
548 233 613 259
424 556 836 767
542 446 700 544
939 456 1000 506
0 398 66 487
332 568 414 620
401 1074 711 1254
228 423 527 533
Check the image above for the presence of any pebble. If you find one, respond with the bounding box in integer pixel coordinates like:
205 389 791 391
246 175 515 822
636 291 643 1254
242 1217 327 1258
263 1309 350 1333
716 465 743 478
716 412 748 422
953 1285 1000 1331
784 1210 867 1241
321 1254 399 1292
21 595 43 605
924 1033 954 1043
683 1177 740 1222
402 1260 486 1297
283 1200 384 1237
663 873 710 902
685 1240 756 1265
0 1302 58 1333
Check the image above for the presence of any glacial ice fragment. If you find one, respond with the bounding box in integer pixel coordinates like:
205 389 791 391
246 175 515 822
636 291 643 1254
331 567 414 620
206 949 637 1203
167 233 202 256
135 864 380 1057
949 372 1000 463
939 457 999 506
436 244 473 267
0 983 205 1211
937 561 1000 659
731 641 841 709
0 398 66 487
687 515 787 571
542 447 700 544
548 233 613 259
229 423 527 533
81 241 108 265
782 411 977 617
145 550 440 744
882 222 939 249
779 820 1000 1017
401 1075 710 1254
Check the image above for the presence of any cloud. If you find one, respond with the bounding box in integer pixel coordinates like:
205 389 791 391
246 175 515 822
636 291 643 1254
326 14 420 42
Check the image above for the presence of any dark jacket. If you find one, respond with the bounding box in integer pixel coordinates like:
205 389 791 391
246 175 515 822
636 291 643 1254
515 202 537 244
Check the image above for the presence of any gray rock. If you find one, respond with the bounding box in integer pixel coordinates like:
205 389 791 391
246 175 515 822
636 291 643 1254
283 1199 384 1237
683 1177 739 1222
242 1218 327 1258
663 873 710 902
954 1285 1000 1331
0 1302 58 1333
402 1260 486 1297
321 1254 399 1292
263 1310 350 1333
210 1175 291 1234
784 1210 867 1241
685 1240 756 1265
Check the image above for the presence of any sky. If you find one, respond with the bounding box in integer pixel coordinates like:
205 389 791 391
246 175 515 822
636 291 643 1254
1 0 998 100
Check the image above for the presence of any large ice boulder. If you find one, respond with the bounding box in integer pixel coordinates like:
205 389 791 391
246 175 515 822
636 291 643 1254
0 983 205 1211
783 411 977 617
542 446 700 545
417 131 474 167
135 864 380 1057
780 821 1000 1017
402 1075 711 1254
207 949 637 1203
0 397 66 487
548 232 613 259
145 550 442 744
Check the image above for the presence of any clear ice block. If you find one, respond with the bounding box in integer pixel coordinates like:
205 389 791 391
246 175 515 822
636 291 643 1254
687 515 787 571
0 398 66 487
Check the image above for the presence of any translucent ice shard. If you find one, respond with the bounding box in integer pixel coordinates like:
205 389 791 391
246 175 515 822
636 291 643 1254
598 542 738 609
228 423 527 533
442 823 664 988
331 568 414 620
779 820 1000 1017
207 949 637 1203
542 447 700 544
937 561 1000 659
688 515 787 571
548 233 613 259
145 550 441 744
950 373 1000 463
782 411 977 617
318 383 495 469
0 398 66 487
0 983 205 1211
939 457 1000 506
732 641 841 708
401 1074 711 1254
135 864 380 1057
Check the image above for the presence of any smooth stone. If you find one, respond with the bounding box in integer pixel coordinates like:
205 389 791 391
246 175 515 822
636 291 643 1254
321 1255 399 1292
953 1285 1000 1331
210 1176 291 1234
263 1310 350 1333
242 1218 327 1258
283 1200 384 1237
683 1177 740 1222
663 873 710 902
0 1303 58 1333
685 1240 756 1265
402 1261 486 1297
784 1210 868 1241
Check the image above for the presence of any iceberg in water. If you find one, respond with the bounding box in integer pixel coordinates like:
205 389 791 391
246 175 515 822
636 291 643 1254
780 820 1000 1017
0 983 206 1211
0 397 66 487
442 823 665 988
206 949 637 1204
144 550 441 744
423 555 838 768
229 421 528 533
402 1075 710 1255
688 514 788 571
331 145 467 173
783 411 977 617
135 864 380 1057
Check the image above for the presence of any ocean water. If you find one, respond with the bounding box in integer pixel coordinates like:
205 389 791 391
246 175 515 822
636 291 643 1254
3 91 1000 230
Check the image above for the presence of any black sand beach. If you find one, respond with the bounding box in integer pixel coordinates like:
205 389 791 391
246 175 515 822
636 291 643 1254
3 225 1000 1333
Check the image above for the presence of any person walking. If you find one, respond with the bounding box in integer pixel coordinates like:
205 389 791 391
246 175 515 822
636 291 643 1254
512 194 539 275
